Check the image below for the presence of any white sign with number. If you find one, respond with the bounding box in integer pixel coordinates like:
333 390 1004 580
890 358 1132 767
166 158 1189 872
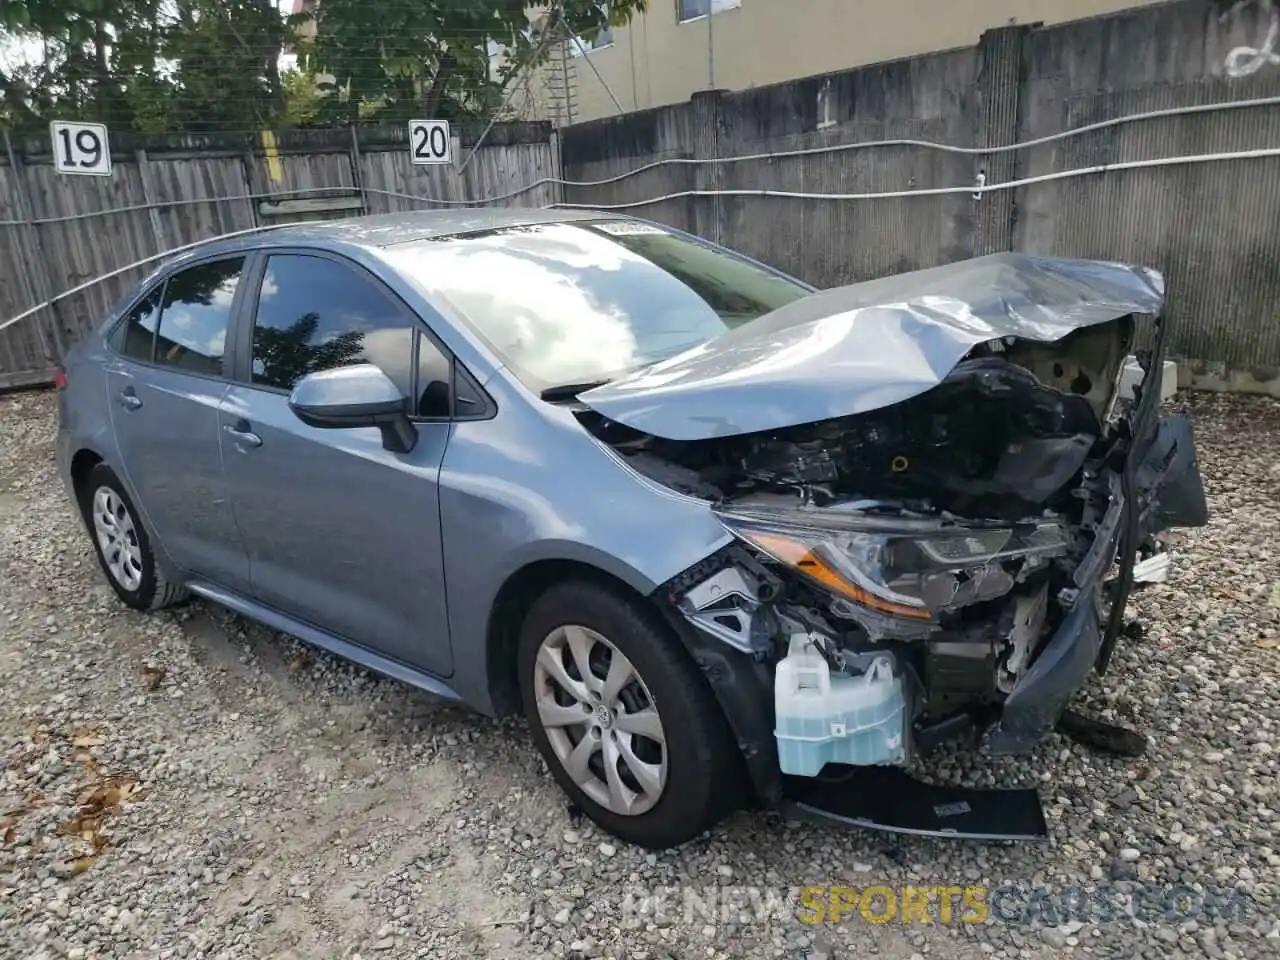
408 119 452 165
51 121 112 176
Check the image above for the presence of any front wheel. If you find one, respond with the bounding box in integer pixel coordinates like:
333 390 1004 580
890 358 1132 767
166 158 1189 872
518 579 742 849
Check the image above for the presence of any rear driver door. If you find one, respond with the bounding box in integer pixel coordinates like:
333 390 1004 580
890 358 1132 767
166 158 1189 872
104 257 252 594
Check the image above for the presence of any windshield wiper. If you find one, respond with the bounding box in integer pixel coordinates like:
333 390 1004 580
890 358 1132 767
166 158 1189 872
539 380 611 402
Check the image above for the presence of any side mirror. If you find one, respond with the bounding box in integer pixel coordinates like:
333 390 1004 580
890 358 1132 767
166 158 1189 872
288 363 417 454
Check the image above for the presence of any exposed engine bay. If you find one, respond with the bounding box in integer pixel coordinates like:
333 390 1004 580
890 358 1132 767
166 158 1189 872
588 322 1131 516
577 316 1206 779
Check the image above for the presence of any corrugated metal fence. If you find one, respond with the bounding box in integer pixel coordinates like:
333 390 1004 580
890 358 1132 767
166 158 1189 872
0 123 559 389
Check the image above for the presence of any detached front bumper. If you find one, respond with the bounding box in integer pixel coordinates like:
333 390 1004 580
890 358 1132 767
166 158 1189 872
990 409 1207 754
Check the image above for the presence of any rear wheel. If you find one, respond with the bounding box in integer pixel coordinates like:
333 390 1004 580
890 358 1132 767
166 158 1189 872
518 579 741 849
78 463 186 612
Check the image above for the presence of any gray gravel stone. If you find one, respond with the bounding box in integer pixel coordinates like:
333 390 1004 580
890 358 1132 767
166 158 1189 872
2 389 1278 960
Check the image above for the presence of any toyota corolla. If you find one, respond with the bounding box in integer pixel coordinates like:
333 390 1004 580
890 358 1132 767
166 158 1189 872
56 210 1208 849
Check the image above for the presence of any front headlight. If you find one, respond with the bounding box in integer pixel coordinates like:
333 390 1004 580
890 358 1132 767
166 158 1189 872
714 504 1067 622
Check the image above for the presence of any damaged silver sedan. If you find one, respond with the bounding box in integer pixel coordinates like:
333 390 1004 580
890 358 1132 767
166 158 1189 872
57 210 1207 850
576 247 1208 842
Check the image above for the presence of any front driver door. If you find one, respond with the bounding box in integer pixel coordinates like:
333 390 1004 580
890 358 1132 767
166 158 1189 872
218 251 455 678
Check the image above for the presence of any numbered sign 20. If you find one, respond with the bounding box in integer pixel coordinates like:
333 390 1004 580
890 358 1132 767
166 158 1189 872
51 121 112 177
408 120 452 165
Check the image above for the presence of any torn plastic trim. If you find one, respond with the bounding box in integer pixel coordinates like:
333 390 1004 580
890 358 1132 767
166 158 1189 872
678 565 771 655
1133 414 1210 535
990 311 1208 748
782 767 1049 841
1131 552 1172 584
1096 310 1183 675
653 560 784 806
987 396 1135 750
988 589 1104 755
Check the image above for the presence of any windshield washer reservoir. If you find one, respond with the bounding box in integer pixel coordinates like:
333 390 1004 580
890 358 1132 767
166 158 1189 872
774 636 907 776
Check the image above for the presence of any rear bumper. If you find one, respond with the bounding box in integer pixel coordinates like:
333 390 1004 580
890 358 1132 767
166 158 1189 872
55 416 75 502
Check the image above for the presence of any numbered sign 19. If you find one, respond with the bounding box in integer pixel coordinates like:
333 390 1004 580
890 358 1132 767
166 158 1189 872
51 121 112 177
408 120 452 165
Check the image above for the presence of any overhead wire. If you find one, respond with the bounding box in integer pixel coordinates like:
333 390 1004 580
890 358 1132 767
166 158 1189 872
3 96 1280 335
3 94 1279 226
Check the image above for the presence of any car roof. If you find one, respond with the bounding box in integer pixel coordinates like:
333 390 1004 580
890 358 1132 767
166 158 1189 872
171 208 629 264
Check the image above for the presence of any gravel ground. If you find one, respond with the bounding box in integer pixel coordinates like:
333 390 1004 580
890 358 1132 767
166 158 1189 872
0 388 1277 960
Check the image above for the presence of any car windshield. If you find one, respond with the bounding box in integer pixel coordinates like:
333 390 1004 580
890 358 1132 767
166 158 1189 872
380 220 810 392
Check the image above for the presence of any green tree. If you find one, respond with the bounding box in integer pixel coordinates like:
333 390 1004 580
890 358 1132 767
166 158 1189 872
281 67 323 128
0 0 648 133
0 0 169 131
161 0 289 131
299 0 647 125
0 0 282 132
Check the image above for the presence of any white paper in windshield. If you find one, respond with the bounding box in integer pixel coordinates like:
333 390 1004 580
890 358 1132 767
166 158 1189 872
593 221 669 236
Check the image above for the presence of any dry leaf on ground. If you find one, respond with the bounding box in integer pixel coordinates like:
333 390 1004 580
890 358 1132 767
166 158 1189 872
70 725 106 748
77 773 141 816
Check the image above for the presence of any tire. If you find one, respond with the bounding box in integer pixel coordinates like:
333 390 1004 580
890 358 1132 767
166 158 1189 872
518 579 742 849
78 463 187 612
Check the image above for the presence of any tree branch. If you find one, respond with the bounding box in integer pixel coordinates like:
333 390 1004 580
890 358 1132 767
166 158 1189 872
0 69 45 128
423 52 457 117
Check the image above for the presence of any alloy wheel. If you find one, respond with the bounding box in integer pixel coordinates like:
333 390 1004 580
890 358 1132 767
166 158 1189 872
91 486 144 592
533 624 668 816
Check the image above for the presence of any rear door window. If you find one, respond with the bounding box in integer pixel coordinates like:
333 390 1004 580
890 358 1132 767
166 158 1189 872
113 286 165 362
152 258 244 377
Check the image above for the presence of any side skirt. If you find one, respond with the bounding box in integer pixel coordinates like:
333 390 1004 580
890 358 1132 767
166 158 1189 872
185 580 464 703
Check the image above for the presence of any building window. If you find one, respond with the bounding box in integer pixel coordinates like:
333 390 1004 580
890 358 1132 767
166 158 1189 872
571 3 613 57
678 0 740 24
591 23 614 48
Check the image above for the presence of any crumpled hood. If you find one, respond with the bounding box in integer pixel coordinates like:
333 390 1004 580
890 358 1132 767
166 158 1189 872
578 252 1165 442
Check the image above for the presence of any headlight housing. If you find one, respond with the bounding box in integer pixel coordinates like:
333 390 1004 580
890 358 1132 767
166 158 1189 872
714 503 1068 623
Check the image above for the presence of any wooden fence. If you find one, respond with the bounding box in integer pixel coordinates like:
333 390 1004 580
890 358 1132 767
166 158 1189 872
0 122 560 389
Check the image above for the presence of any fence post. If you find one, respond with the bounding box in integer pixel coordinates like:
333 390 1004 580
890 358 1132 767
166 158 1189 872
349 126 369 216
2 129 66 362
972 24 1034 257
0 213 20 379
135 148 169 255
690 89 726 244
549 127 564 209
240 142 262 229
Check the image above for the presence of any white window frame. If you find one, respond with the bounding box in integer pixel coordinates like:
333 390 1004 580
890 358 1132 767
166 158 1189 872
570 2 614 57
677 0 741 25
